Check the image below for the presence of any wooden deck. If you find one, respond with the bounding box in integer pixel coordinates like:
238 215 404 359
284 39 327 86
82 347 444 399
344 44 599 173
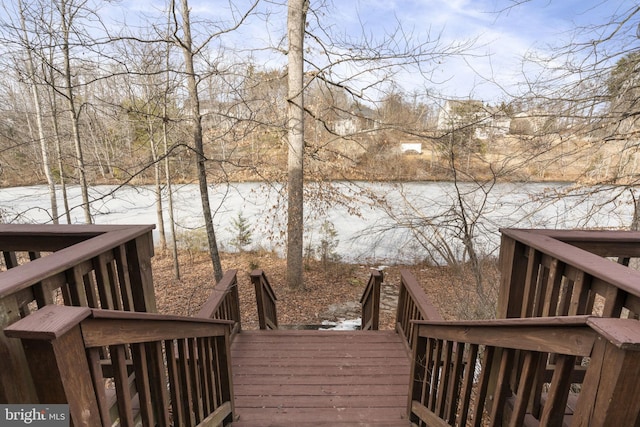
230 329 411 426
7 226 640 426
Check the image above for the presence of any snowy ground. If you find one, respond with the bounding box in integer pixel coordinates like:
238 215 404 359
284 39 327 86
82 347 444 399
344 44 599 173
0 182 633 264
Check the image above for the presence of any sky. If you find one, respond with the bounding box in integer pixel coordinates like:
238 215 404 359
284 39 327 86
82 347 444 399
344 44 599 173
109 0 633 102
5 0 636 103
326 0 635 101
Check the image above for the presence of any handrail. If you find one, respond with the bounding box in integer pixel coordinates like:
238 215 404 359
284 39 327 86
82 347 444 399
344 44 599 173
408 315 640 426
5 305 235 427
0 224 150 252
395 269 442 352
250 269 278 330
360 269 382 330
0 224 156 404
498 228 640 319
197 270 241 340
514 228 640 257
0 225 154 298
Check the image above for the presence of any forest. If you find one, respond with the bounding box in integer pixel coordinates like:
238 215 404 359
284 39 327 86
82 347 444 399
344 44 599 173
1 1 639 289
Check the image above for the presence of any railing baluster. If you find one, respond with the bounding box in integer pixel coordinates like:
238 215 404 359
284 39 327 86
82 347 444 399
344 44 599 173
131 343 155 426
522 247 541 317
457 343 478 427
539 353 575 426
84 271 100 308
147 341 171 427
165 339 185 426
471 345 495 427
542 259 564 316
409 334 428 426
508 351 540 427
115 244 135 311
489 348 515 426
94 254 115 309
111 344 135 427
177 338 196 425
87 347 111 426
189 337 204 423
212 335 223 407
429 339 443 411
68 268 88 306
445 341 465 423
435 339 453 417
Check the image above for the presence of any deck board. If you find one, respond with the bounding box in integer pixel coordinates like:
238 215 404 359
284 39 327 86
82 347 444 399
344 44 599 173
231 330 411 426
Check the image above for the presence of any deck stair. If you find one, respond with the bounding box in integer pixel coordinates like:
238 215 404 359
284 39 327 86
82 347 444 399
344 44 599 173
230 329 411 426
5 226 640 426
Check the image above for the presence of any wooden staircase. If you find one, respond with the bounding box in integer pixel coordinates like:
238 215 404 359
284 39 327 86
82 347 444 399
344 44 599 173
5 226 640 426
230 329 411 426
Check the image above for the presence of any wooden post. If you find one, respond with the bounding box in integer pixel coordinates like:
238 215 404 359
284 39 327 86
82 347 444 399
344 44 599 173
0 296 37 403
497 233 529 319
4 305 102 426
572 318 640 426
251 270 277 330
126 233 157 313
360 270 382 331
217 328 235 424
251 271 268 330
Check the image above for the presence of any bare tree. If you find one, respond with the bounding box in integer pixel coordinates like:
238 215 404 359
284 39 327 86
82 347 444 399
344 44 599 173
16 0 59 223
286 0 309 289
170 0 257 280
513 3 640 227
58 0 92 223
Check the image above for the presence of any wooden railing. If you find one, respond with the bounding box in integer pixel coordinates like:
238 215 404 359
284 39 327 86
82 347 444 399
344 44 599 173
499 228 640 320
408 315 640 427
395 269 443 352
360 270 382 330
0 224 156 404
5 304 235 427
197 270 241 340
250 269 278 330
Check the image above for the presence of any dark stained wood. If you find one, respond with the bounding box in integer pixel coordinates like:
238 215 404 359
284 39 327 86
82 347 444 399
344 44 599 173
198 270 242 339
126 233 156 312
514 228 640 257
497 234 529 318
414 316 596 356
4 304 92 340
250 269 278 330
395 269 443 354
0 224 153 251
539 353 575 426
20 327 103 426
360 269 382 330
572 328 640 426
231 330 411 426
501 228 640 300
0 226 154 299
587 316 640 350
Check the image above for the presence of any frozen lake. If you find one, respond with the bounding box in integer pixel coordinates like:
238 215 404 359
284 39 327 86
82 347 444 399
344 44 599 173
0 181 634 264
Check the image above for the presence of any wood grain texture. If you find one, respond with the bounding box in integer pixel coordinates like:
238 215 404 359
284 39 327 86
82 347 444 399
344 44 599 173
231 330 411 426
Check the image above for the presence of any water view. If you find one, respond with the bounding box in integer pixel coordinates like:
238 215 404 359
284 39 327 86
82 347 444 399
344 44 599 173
0 181 634 264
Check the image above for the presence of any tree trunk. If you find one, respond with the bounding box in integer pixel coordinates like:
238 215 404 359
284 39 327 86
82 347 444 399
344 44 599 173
148 118 166 250
163 118 180 280
164 9 180 280
60 0 91 224
19 0 59 224
286 0 309 290
178 0 223 281
48 81 72 224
